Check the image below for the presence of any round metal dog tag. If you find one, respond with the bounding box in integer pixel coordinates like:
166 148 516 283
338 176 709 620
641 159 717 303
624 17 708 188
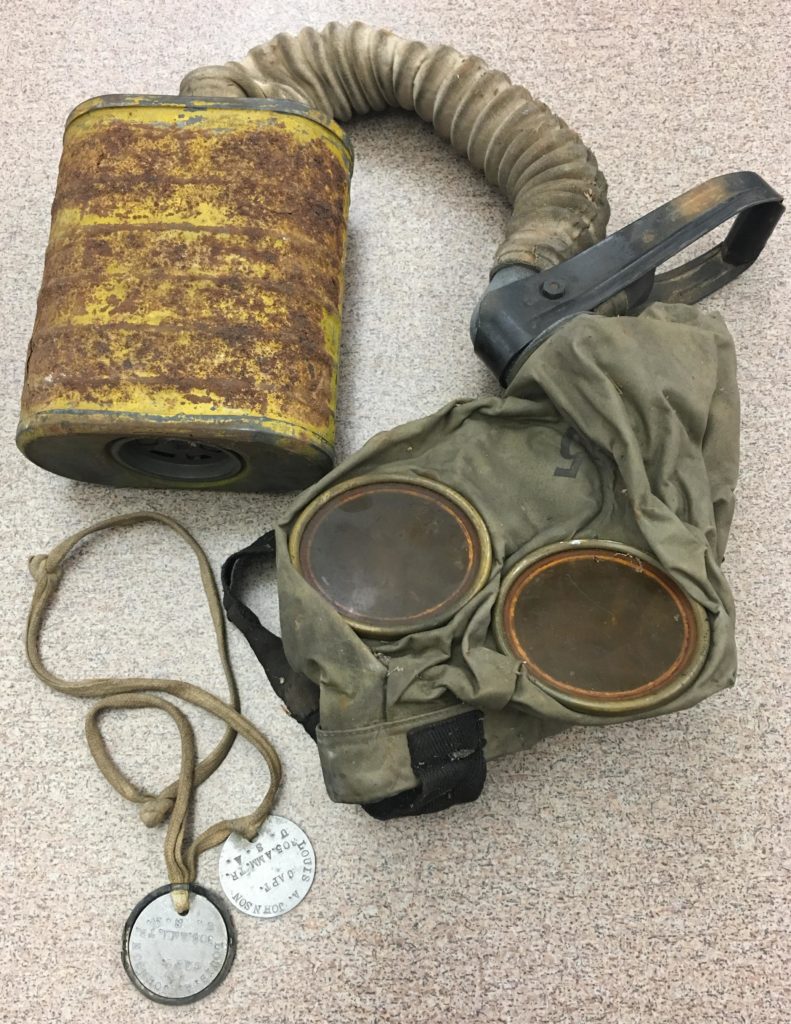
218 815 315 919
122 884 235 1004
289 474 492 637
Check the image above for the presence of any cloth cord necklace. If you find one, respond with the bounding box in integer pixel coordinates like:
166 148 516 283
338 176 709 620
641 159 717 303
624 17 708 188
25 511 282 918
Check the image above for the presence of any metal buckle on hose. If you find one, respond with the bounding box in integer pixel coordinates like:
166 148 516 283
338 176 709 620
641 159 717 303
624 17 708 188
473 170 785 385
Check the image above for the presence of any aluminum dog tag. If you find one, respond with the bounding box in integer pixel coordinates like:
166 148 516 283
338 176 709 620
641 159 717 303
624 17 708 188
219 814 315 918
122 884 235 1004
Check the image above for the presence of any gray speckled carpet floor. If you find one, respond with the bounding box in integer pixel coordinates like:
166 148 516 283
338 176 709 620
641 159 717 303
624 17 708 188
1 2 789 1021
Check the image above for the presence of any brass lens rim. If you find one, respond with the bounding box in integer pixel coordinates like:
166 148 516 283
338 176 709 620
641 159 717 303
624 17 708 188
493 540 711 715
288 474 493 638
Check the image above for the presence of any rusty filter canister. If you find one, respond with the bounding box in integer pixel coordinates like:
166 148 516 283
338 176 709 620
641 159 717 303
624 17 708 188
17 95 352 491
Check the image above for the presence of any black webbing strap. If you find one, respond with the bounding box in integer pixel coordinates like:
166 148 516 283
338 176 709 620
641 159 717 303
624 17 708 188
221 533 487 818
362 710 487 820
221 531 320 739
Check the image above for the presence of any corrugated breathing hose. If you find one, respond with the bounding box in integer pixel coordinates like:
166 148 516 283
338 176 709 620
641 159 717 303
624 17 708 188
181 21 610 275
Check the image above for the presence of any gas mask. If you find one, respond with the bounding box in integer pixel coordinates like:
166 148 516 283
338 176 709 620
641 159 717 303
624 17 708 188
18 23 784 818
224 300 746 817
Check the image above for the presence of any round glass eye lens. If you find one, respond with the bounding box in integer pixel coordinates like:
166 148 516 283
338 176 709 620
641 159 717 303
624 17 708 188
291 479 491 636
498 546 707 708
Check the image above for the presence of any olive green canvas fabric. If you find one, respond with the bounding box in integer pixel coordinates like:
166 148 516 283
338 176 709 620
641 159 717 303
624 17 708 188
274 303 738 804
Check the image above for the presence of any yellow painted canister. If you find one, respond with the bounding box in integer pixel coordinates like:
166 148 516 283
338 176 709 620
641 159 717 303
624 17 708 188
17 95 353 491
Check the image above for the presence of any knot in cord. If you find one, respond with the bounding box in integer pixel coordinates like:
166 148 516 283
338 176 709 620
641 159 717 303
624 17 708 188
28 553 61 583
139 796 175 827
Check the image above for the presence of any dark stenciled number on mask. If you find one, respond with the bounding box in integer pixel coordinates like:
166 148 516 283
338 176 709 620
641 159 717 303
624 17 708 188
554 426 585 479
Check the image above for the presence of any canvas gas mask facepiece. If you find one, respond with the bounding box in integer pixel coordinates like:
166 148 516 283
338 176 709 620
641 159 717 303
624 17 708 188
19 25 783 823
211 28 783 819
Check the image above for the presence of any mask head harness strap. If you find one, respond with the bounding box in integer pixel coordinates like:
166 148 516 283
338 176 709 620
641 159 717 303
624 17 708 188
221 537 487 818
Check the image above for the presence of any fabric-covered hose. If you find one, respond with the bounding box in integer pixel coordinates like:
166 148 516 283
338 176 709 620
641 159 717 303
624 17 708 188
180 21 609 274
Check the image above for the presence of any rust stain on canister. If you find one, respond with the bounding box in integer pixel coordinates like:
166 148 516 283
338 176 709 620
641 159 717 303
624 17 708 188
17 95 353 491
